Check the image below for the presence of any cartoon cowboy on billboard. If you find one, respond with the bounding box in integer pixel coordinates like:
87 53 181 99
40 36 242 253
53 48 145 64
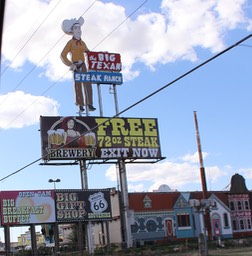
61 17 95 112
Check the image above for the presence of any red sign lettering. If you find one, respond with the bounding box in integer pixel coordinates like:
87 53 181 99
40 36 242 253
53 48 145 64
86 51 122 72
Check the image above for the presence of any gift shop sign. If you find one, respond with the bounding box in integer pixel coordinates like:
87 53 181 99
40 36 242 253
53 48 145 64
55 189 111 222
0 190 55 225
40 116 162 161
85 51 121 72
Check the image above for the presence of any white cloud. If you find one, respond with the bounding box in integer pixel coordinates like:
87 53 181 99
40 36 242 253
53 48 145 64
238 168 252 179
105 152 228 192
215 0 247 28
1 0 251 129
0 91 59 129
181 151 208 163
128 183 145 192
2 0 251 82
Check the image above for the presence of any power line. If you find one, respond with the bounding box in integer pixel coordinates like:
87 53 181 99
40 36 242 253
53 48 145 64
0 0 149 129
0 0 97 78
239 43 252 48
4 70 69 129
0 34 65 108
80 0 98 16
92 0 149 50
1 33 251 182
0 0 65 107
0 0 63 76
0 0 99 107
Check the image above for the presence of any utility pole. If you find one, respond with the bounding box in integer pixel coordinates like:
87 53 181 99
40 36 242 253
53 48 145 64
193 111 208 199
193 111 212 256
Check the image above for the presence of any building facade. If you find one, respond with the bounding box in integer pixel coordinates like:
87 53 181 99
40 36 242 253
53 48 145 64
93 173 252 248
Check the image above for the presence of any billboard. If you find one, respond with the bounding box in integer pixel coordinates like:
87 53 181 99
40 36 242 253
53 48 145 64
55 189 112 222
0 189 112 226
40 116 162 161
0 190 55 225
85 51 121 72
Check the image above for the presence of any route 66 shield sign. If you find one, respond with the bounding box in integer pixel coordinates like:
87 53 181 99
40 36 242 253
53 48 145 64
88 192 108 213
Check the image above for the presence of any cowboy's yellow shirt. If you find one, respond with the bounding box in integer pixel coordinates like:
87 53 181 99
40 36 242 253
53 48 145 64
61 38 89 66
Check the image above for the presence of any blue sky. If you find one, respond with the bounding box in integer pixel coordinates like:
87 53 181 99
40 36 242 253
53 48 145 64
1 0 252 241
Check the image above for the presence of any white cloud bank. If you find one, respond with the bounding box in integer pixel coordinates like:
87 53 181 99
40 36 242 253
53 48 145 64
0 91 59 129
1 0 251 129
2 0 252 81
105 152 228 192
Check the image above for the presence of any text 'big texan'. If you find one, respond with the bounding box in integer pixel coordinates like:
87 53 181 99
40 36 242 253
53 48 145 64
40 116 162 161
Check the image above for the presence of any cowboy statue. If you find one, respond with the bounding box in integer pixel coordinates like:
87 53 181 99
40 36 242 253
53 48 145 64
61 17 95 113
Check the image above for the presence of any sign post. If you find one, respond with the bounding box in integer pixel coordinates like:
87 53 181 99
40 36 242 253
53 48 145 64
47 18 164 252
80 159 94 255
4 226 10 254
118 160 132 248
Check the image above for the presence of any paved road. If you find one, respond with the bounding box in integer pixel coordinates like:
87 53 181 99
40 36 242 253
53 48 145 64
208 247 252 256
165 247 252 256
139 246 252 256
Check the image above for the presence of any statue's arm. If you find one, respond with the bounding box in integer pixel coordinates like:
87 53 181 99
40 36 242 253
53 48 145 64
60 41 72 67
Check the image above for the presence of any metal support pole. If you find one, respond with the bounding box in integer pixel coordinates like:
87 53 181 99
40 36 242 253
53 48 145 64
80 159 88 190
54 222 60 255
118 160 132 248
77 221 84 255
113 84 131 248
113 84 119 115
30 224 37 256
106 221 110 250
4 225 10 255
101 222 105 246
97 83 103 116
87 220 94 254
83 83 89 116
80 159 94 255
203 211 208 256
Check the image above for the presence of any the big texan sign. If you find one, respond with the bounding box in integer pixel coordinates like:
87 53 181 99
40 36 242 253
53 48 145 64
85 51 122 72
74 51 123 85
40 116 162 161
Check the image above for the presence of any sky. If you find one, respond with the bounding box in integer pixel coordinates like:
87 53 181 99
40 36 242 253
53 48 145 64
1 0 252 241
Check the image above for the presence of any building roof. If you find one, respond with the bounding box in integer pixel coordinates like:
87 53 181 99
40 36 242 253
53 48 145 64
128 190 232 212
189 191 229 207
229 173 249 194
128 174 252 212
128 192 180 211
211 191 229 206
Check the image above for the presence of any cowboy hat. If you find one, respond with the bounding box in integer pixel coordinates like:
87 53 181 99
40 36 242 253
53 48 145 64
61 17 85 35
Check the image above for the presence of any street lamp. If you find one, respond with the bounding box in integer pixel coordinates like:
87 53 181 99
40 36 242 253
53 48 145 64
48 179 61 189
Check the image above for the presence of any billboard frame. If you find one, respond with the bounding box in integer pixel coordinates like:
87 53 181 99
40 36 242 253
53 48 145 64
40 116 165 164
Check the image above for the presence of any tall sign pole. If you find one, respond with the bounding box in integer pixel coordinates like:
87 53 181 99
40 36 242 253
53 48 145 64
80 159 94 254
112 88 132 248
118 160 132 248
84 50 130 247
